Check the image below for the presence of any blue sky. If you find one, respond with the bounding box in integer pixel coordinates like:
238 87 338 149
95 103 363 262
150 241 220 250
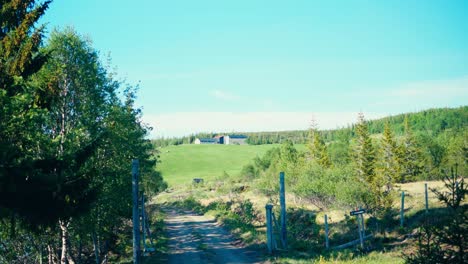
42 0 468 137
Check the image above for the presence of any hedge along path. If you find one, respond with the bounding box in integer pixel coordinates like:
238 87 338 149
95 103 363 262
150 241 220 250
163 206 262 264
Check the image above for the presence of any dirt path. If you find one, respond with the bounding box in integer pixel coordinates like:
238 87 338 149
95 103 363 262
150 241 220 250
163 207 262 264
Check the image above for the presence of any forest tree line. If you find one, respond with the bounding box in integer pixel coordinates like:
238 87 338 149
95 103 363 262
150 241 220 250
0 1 166 263
153 107 466 182
152 107 466 147
238 111 466 221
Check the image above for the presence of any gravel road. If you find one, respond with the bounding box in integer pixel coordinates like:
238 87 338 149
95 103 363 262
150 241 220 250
163 207 262 264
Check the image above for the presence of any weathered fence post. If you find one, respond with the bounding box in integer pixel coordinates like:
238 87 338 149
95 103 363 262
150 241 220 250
279 172 287 249
425 183 428 213
356 210 364 248
400 191 405 228
132 159 140 264
324 214 329 249
265 204 274 254
359 207 366 239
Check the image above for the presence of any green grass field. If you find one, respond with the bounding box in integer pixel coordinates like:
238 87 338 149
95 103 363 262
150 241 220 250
157 144 285 186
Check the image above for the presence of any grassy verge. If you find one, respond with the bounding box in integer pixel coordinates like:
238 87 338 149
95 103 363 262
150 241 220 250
141 204 169 263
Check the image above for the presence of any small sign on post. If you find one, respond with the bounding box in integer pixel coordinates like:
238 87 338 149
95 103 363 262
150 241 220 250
350 208 365 249
349 209 365 216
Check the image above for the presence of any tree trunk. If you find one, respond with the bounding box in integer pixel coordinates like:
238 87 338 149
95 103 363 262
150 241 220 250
66 236 76 264
47 244 57 264
59 220 70 264
92 231 100 264
66 254 76 264
39 245 43 264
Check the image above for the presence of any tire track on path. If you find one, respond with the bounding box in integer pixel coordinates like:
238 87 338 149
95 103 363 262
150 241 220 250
163 207 262 264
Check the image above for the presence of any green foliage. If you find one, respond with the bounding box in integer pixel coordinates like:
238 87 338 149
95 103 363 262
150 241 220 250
308 123 332 168
0 0 51 219
404 168 467 264
399 117 423 182
280 140 299 171
354 113 376 186
0 13 167 262
403 225 446 264
286 208 321 251
377 122 400 191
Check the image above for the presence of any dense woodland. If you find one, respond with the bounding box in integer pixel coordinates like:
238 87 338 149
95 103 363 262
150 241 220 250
0 1 166 263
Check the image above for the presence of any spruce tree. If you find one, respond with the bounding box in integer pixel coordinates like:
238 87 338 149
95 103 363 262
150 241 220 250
378 122 400 192
354 112 376 185
400 116 423 182
405 168 467 263
307 118 331 168
0 0 51 227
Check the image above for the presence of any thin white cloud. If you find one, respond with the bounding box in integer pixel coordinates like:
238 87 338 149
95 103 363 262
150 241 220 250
143 112 386 138
368 76 468 109
388 76 468 98
210 90 242 101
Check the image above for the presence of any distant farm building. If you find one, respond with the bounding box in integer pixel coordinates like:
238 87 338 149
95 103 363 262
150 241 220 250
193 134 247 145
194 138 217 144
228 135 248 145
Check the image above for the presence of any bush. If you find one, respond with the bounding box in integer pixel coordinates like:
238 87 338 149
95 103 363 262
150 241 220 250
404 168 467 263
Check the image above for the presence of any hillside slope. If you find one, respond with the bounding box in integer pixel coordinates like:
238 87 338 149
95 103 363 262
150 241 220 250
158 144 283 186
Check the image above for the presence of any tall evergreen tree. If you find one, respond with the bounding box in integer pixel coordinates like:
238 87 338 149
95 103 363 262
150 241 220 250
354 112 376 185
0 0 51 232
280 140 298 170
400 116 423 182
377 122 400 192
307 118 331 167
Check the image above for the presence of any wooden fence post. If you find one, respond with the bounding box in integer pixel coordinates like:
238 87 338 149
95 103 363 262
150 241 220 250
132 159 140 264
425 183 428 213
359 207 366 240
279 172 287 249
324 214 329 249
265 204 274 254
356 212 364 248
400 191 405 228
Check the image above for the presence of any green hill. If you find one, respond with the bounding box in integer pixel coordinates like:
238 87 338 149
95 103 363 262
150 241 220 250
156 106 467 185
158 144 283 186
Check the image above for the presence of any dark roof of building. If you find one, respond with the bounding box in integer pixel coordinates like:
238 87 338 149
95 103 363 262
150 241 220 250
198 138 217 142
229 135 248 139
